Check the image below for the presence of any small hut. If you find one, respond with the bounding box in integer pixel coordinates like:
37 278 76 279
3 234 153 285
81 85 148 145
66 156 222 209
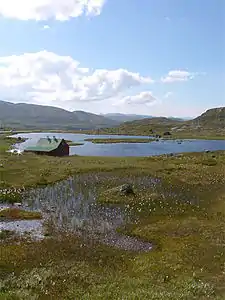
24 136 69 157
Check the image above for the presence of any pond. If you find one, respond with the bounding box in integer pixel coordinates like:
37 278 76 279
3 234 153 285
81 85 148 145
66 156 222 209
1 174 157 251
11 132 225 157
0 172 200 251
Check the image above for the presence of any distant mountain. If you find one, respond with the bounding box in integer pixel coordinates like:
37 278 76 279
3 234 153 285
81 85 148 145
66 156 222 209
190 107 225 128
73 110 116 125
92 117 183 136
0 100 119 130
94 107 225 136
1 100 223 133
104 113 189 123
103 113 153 122
168 117 191 121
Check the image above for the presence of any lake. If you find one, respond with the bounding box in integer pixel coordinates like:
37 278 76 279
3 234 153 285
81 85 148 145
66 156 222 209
11 132 225 157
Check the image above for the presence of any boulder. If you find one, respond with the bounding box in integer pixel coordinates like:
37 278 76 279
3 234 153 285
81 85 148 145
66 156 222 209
119 184 135 195
105 184 135 196
164 131 172 136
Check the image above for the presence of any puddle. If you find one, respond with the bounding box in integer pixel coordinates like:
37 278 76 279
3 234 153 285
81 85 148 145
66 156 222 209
0 203 43 239
0 174 156 251
0 173 198 251
0 220 43 239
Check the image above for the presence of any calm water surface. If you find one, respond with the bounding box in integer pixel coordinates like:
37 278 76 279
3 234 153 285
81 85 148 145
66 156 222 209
11 132 225 157
1 175 157 251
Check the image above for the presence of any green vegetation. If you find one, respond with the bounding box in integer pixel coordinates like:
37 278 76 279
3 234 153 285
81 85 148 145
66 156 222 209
0 230 15 240
0 100 118 130
85 138 155 143
88 108 225 139
0 136 26 153
0 208 42 220
91 124 225 140
66 140 84 146
0 188 24 204
0 134 225 299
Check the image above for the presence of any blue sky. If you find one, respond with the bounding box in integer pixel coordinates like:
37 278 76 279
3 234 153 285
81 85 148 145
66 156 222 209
0 0 224 117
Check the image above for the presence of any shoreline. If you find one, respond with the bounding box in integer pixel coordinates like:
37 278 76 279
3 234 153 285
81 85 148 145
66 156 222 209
4 129 225 141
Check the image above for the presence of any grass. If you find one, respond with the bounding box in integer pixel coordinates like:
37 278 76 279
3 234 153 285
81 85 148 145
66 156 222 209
86 119 225 140
0 136 26 153
1 148 224 189
65 140 84 146
0 230 15 240
0 135 225 299
85 138 156 143
0 208 42 220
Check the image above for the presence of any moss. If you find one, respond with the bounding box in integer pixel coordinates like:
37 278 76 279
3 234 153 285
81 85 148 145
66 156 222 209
0 208 42 220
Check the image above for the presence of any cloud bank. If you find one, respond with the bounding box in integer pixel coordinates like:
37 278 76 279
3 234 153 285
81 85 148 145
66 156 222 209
0 0 106 20
0 51 153 109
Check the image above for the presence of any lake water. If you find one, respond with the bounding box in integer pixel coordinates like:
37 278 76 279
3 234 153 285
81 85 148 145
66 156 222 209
11 132 225 157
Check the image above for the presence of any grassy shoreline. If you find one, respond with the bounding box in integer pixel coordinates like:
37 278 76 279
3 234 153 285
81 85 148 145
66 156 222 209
85 138 156 143
0 208 42 220
65 140 84 146
3 128 225 140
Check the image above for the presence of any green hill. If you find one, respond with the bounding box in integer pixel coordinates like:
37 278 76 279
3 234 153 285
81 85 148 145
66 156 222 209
0 100 119 130
190 107 225 128
92 108 225 139
91 117 184 136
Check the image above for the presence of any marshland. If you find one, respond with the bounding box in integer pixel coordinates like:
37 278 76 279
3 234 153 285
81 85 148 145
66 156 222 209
0 134 225 299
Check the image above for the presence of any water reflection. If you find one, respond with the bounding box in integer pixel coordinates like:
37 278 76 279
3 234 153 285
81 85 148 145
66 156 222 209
11 132 225 157
1 172 199 251
25 177 128 237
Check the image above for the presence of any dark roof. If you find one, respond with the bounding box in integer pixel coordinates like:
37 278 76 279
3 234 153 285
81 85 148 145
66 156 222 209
25 138 65 152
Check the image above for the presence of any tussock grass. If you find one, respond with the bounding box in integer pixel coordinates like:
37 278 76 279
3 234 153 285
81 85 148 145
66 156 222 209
0 135 225 299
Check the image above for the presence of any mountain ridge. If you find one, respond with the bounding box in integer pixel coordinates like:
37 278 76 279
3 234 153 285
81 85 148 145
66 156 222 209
0 100 119 130
92 107 225 136
0 100 224 133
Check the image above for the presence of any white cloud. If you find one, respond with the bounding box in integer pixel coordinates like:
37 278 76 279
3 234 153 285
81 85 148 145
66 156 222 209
119 91 158 106
42 24 50 30
161 70 194 83
164 92 173 98
0 0 106 21
0 51 153 109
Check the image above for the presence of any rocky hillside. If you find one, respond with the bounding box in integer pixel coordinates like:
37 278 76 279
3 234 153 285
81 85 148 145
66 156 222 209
190 107 225 128
92 108 225 138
